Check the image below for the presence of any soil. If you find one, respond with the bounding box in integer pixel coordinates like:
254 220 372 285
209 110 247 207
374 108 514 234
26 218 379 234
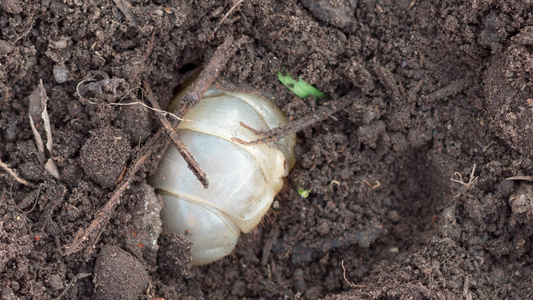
1 0 533 299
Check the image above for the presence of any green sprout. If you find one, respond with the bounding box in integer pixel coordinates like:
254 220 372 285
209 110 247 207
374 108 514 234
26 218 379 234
297 188 310 198
277 68 327 101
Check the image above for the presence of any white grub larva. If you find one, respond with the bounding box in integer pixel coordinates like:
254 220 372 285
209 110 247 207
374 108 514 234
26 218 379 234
150 89 296 265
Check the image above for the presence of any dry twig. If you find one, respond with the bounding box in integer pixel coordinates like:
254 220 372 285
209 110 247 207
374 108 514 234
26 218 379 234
174 35 247 119
144 81 209 188
38 184 67 231
448 164 479 205
450 164 478 188
0 159 35 187
506 175 533 181
10 183 42 214
54 272 92 300
208 0 245 41
232 91 357 145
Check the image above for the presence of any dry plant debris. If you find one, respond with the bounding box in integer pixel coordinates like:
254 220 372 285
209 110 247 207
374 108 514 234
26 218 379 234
28 79 60 179
0 159 34 187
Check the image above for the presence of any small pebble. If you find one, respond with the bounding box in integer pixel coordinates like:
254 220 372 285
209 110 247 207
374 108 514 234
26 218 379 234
53 63 70 83
46 274 64 291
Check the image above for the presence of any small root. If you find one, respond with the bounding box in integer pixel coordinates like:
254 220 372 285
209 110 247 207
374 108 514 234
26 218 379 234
450 164 478 189
0 159 35 187
341 260 367 288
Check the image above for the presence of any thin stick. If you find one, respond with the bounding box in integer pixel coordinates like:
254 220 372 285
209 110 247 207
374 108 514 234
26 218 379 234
232 91 357 145
0 159 35 187
208 0 245 41
143 80 209 188
54 272 92 300
64 130 166 256
506 175 533 182
38 184 67 231
174 35 247 121
144 29 158 60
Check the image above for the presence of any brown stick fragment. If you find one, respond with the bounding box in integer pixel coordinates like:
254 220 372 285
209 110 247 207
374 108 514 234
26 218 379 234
144 29 158 61
232 91 357 145
64 130 166 257
113 0 138 25
38 184 67 231
371 59 401 100
174 35 247 120
143 80 209 188
54 272 92 300
208 0 245 41
506 175 533 182
424 78 470 102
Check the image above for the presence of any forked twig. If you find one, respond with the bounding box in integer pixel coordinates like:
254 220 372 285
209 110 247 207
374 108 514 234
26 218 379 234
232 91 357 145
143 35 247 188
447 164 479 205
450 164 478 188
54 272 92 300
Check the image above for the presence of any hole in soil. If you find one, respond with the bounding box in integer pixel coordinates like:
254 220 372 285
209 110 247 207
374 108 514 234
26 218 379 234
178 63 197 74
524 45 533 55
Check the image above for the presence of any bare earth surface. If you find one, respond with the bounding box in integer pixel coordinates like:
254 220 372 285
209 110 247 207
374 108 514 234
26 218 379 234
1 0 533 299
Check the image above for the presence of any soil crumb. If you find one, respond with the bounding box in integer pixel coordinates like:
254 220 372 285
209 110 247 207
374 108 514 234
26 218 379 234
93 245 149 300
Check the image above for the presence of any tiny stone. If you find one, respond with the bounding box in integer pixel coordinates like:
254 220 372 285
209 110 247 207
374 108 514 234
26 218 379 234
53 64 70 83
339 168 352 180
1 0 23 14
0 40 14 55
46 274 64 291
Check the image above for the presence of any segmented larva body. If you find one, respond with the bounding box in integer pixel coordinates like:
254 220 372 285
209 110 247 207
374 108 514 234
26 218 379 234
150 89 296 265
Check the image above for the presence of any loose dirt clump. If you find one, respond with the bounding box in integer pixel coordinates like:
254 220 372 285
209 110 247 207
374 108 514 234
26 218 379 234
1 0 533 299
93 245 149 300
484 26 533 156
80 127 131 188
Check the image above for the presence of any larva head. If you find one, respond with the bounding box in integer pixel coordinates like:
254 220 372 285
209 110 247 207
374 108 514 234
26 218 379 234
151 89 296 265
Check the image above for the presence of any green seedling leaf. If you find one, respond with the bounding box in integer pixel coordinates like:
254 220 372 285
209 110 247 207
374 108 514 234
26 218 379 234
277 68 327 100
297 188 310 198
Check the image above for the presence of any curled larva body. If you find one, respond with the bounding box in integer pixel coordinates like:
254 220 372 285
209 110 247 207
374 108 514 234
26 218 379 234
150 89 296 265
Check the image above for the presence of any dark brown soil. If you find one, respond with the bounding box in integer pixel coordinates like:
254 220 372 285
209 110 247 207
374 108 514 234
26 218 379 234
1 0 533 299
